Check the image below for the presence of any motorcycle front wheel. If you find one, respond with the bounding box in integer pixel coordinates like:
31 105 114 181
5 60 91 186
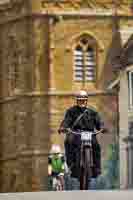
80 147 92 190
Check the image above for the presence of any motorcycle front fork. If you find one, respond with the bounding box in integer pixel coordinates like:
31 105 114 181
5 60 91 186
80 144 93 168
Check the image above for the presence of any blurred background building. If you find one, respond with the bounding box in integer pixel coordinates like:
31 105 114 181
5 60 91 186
0 0 132 192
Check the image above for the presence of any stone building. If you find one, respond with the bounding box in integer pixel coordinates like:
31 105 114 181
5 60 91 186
108 32 133 189
0 0 131 192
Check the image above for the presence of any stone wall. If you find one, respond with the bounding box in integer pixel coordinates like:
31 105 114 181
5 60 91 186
0 0 130 192
0 1 50 192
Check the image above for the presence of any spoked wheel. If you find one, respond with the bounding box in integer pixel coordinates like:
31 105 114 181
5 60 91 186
80 147 92 190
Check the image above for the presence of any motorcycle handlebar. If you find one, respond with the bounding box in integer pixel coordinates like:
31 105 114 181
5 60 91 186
60 128 106 135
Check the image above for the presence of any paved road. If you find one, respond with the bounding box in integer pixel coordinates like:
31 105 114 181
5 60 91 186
0 191 133 200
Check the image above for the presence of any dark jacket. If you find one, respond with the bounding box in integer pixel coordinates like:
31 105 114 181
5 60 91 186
60 105 101 131
59 105 102 178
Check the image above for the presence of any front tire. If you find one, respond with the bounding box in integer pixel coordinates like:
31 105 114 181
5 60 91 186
80 147 92 190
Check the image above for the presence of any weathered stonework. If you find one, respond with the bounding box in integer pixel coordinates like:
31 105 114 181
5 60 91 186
33 0 130 15
0 0 131 192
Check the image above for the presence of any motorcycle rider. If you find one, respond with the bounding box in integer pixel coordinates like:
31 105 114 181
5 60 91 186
58 90 103 183
48 144 65 190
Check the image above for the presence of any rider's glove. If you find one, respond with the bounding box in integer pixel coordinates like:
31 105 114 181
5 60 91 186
58 128 64 134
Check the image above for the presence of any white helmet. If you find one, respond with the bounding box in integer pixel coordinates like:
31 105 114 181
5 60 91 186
50 144 61 154
75 90 88 100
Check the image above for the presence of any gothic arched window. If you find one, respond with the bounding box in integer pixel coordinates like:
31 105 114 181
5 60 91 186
74 35 96 82
74 45 83 81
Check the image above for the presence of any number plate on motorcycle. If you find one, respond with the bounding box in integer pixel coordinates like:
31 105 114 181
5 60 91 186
81 132 92 141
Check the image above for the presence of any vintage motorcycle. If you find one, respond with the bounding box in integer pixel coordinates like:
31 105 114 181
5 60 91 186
63 128 105 190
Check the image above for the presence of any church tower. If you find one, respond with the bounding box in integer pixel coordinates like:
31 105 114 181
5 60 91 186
0 0 131 192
